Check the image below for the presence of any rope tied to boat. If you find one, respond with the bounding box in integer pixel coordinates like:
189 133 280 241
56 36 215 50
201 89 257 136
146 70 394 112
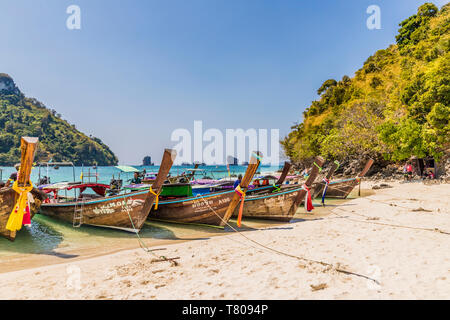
121 193 179 266
149 186 162 210
196 193 380 285
334 160 340 170
6 181 34 232
321 178 330 206
272 184 281 193
251 152 263 162
302 184 314 212
313 162 323 172
235 185 247 227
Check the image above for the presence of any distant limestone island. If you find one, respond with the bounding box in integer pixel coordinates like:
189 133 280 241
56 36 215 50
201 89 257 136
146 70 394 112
0 73 118 166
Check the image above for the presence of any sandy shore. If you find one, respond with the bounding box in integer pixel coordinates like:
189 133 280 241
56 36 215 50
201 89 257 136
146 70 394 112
0 180 449 300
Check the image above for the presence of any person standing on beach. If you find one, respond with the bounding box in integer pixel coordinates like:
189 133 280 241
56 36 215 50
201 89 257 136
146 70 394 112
406 163 413 181
234 174 242 189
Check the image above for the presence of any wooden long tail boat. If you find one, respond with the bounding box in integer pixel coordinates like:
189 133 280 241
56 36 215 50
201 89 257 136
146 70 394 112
148 152 262 227
39 149 176 233
0 137 46 241
321 159 374 199
231 156 325 222
311 160 340 199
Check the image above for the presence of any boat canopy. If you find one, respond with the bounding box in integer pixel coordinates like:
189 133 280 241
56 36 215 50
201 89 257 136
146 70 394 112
254 175 278 180
115 165 139 173
41 183 110 196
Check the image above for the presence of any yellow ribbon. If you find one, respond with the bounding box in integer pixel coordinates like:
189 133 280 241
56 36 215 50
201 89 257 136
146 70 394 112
6 181 34 232
149 186 162 210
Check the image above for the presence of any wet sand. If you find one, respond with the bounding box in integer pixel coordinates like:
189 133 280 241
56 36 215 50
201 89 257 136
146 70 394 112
0 195 352 274
0 181 449 299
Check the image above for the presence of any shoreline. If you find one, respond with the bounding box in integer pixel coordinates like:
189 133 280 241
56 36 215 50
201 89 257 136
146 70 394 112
1 180 449 299
0 191 351 274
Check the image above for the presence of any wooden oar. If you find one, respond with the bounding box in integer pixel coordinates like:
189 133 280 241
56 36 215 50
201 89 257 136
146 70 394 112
142 149 177 216
223 151 263 222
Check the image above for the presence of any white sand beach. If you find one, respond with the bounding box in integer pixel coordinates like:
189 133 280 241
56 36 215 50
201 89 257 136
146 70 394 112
0 180 449 300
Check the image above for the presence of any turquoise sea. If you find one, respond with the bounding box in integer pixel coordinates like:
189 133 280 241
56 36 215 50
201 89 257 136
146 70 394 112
0 163 288 266
0 164 283 186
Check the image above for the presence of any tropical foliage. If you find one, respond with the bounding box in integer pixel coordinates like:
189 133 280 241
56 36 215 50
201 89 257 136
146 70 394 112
282 3 450 165
0 74 118 166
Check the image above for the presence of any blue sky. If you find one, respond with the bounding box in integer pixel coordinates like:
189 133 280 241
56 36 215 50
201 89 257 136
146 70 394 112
0 0 447 164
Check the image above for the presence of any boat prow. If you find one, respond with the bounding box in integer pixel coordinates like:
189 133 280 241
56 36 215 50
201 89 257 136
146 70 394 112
0 137 43 241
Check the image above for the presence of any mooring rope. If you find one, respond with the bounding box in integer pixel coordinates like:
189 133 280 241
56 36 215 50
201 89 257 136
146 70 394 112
196 194 380 284
122 193 178 265
331 207 450 235
311 180 447 234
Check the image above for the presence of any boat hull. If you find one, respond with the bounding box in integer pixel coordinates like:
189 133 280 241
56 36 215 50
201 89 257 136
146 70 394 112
232 185 305 222
149 190 235 227
0 188 46 241
40 191 150 233
321 178 359 199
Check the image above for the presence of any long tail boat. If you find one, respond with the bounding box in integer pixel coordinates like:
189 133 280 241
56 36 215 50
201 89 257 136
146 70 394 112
148 152 262 227
39 149 176 233
311 160 340 200
231 156 325 222
0 137 46 241
321 159 374 199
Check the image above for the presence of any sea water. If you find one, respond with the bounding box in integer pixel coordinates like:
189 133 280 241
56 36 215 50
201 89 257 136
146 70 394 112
0 164 283 186
0 165 281 262
0 164 370 272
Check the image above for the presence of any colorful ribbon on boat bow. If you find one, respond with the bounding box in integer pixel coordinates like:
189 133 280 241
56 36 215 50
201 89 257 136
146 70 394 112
302 184 314 213
6 181 34 232
252 152 263 162
334 160 340 170
313 162 323 172
149 186 162 210
235 185 246 227
321 178 330 206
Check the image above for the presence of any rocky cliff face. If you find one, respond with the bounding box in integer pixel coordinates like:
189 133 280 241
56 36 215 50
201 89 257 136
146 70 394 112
0 74 21 96
0 73 118 166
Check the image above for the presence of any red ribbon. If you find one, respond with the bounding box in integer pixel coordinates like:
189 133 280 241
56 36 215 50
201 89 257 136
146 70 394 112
22 203 31 226
235 185 246 227
303 184 314 212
